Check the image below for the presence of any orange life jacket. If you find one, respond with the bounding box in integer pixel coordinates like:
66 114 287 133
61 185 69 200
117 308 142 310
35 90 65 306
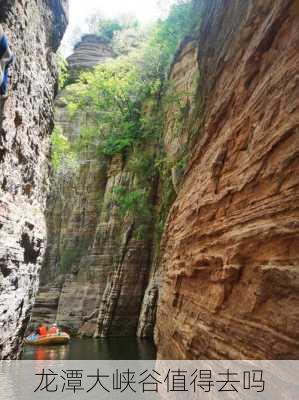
38 326 47 336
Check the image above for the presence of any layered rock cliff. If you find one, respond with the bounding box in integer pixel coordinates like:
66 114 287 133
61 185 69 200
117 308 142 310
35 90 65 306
155 0 299 359
67 34 114 69
0 0 68 358
32 38 157 338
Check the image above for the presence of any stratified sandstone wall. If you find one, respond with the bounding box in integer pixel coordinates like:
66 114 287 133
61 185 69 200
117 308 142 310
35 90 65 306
31 87 106 330
33 123 155 337
137 38 199 339
0 0 68 358
156 0 299 359
67 34 114 69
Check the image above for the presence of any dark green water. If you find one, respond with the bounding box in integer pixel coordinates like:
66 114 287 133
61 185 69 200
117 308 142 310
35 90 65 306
21 337 156 360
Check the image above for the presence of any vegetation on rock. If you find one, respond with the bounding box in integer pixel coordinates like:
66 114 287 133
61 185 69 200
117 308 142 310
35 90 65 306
53 0 200 235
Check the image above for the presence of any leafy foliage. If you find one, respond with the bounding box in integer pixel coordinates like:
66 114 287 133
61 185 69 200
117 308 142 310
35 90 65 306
111 185 153 238
86 13 139 42
61 0 199 159
65 57 157 157
51 126 77 173
57 53 69 89
52 0 201 241
136 0 197 79
112 186 148 217
112 26 146 56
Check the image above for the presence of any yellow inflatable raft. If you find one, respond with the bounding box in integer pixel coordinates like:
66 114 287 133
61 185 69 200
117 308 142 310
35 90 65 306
25 332 70 346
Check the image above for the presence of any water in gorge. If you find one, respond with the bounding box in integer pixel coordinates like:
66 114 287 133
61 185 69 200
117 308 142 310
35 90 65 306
21 338 156 360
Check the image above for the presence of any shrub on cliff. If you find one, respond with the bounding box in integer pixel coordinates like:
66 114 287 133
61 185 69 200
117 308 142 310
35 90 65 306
53 0 201 230
51 126 77 174
58 0 200 157
86 13 139 42
65 57 147 156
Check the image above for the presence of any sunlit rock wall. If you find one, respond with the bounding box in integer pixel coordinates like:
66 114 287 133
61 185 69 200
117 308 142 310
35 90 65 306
155 0 299 359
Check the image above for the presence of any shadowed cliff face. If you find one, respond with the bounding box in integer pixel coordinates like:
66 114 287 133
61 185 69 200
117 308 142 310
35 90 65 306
0 0 68 359
155 0 299 359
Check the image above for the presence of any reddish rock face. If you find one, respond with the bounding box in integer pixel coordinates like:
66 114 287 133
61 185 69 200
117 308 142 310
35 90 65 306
155 0 299 359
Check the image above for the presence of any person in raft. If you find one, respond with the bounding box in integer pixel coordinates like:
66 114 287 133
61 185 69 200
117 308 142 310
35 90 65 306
38 324 47 337
27 325 40 340
48 323 60 335
0 23 14 98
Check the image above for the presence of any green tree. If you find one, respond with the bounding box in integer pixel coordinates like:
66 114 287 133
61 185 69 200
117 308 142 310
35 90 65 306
65 57 153 156
86 13 139 42
52 0 202 241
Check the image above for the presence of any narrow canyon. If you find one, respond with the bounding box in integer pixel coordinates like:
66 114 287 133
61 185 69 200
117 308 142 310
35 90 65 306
0 0 299 360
